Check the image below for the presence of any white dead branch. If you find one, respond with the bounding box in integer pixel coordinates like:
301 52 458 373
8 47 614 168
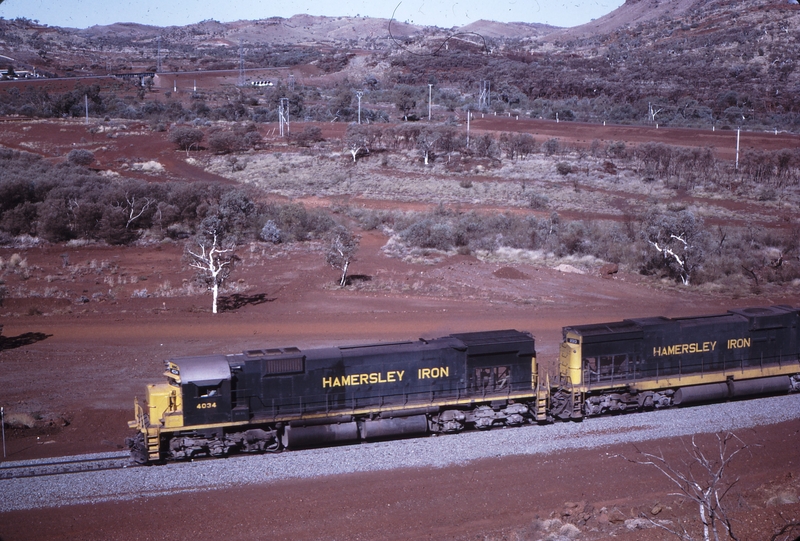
187 230 233 314
620 433 748 541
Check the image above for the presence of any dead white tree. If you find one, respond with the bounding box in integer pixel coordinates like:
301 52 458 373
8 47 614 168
187 226 234 314
347 139 369 163
417 128 441 165
643 210 704 285
344 123 378 163
345 131 369 162
325 225 359 287
649 233 690 284
622 433 749 541
123 193 154 229
649 102 664 124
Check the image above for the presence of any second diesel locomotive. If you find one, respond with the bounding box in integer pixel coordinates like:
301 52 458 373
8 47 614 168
128 306 800 464
551 305 800 419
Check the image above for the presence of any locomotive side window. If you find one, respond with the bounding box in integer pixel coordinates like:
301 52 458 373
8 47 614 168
585 354 630 383
584 357 598 383
197 385 219 398
473 366 510 393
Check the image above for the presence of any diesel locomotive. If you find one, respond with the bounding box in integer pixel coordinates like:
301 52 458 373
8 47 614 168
127 306 800 464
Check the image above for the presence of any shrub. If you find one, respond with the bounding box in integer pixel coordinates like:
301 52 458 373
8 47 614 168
168 127 204 151
259 220 282 243
208 131 244 154
543 138 560 156
242 131 263 149
291 126 324 147
66 149 94 166
529 194 549 209
401 219 455 251
555 162 573 176
261 202 334 242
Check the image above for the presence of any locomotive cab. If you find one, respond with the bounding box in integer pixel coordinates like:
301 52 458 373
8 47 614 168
560 332 582 387
171 354 233 426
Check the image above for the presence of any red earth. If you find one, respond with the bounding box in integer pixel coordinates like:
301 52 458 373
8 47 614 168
1 232 799 541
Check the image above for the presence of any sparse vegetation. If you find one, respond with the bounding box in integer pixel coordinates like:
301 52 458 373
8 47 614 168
0 148 334 247
0 3 798 299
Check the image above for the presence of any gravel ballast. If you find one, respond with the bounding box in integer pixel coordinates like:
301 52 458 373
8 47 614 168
2 393 799 512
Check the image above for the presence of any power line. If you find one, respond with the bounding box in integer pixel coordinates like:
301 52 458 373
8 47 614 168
388 2 489 56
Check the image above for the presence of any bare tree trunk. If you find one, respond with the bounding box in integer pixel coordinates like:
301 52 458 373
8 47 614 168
187 231 232 315
622 433 746 541
700 499 710 541
339 259 349 287
212 282 219 314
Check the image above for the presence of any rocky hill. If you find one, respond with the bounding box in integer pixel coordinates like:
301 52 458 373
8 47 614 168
1 0 799 130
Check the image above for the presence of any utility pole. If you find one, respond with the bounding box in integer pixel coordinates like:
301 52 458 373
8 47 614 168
1 406 5 458
156 36 162 73
84 94 89 125
466 109 470 147
238 39 245 86
735 127 740 171
356 91 364 124
428 83 433 121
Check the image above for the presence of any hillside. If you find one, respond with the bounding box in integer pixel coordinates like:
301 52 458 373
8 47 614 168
553 0 711 39
1 0 800 130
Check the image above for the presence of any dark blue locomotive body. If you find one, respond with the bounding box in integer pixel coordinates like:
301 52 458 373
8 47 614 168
129 330 539 462
556 305 800 418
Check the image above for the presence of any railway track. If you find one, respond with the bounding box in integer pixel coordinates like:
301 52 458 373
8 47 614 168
0 451 134 479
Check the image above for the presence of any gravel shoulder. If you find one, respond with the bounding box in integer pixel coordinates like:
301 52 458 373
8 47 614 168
3 394 798 513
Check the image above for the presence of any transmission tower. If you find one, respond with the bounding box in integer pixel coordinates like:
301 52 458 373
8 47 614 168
279 98 290 136
478 80 491 108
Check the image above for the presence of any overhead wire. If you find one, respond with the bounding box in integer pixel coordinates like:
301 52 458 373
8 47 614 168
387 2 489 56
